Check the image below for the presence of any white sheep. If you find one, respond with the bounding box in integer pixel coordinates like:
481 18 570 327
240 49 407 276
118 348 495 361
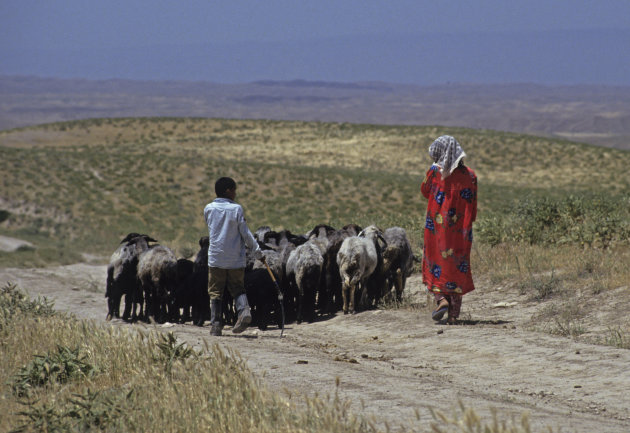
336 225 386 314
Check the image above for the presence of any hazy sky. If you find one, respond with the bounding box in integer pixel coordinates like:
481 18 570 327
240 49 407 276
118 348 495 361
2 1 629 84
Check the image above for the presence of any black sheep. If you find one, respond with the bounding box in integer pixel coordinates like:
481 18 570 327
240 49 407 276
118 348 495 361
173 258 195 323
191 236 211 326
105 233 156 322
244 268 284 331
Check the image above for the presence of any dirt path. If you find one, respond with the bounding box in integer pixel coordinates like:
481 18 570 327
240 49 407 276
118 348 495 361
2 264 629 432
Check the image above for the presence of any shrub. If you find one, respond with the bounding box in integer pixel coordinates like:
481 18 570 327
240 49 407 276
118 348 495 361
0 209 10 223
11 345 97 397
476 194 630 248
0 283 56 330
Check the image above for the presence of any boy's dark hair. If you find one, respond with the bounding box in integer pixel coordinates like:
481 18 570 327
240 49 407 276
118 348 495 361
215 177 236 198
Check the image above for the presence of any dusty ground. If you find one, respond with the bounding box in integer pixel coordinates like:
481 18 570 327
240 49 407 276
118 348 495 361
2 263 630 432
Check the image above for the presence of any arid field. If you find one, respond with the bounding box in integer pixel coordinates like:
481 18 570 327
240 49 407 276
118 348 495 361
1 118 629 432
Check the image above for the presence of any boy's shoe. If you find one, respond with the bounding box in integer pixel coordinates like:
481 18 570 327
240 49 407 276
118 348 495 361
232 293 252 334
232 308 251 333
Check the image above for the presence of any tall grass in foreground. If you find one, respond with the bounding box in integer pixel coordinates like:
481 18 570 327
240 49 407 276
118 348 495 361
0 283 553 433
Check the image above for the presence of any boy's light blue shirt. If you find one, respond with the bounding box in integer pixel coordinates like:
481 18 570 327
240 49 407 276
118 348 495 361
203 198 262 269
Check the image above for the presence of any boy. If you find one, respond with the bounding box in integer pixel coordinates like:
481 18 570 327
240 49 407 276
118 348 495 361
203 177 264 336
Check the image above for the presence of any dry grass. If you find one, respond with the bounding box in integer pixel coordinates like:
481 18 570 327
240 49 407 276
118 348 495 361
0 295 374 432
0 284 553 433
471 242 630 345
428 401 553 433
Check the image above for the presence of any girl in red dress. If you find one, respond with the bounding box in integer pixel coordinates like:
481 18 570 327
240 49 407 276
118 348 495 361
421 136 477 324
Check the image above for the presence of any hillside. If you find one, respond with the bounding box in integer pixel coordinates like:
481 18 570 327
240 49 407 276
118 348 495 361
1 117 629 263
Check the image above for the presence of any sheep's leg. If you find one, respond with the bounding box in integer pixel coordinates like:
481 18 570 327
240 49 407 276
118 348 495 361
122 289 133 321
182 303 191 323
113 295 121 318
132 288 144 322
349 283 357 314
296 287 304 324
106 296 114 320
358 281 369 312
395 270 404 302
306 283 317 323
342 282 349 314
325 272 341 314
259 300 270 331
144 286 154 323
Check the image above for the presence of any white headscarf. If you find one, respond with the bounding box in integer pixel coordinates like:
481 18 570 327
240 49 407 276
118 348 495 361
429 135 466 178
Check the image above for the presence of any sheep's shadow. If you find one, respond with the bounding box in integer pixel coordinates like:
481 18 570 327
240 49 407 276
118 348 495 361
222 333 263 339
436 318 512 326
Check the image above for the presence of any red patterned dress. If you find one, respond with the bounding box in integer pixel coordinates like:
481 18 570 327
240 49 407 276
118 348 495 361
421 164 477 298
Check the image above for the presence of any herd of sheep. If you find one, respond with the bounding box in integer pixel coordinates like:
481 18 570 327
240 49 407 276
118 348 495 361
105 224 416 331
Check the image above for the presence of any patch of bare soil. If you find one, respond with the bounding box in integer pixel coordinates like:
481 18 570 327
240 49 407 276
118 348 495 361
2 264 629 432
0 235 34 252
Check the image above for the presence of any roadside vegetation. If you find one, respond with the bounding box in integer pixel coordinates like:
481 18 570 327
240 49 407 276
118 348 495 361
0 283 544 433
2 117 628 431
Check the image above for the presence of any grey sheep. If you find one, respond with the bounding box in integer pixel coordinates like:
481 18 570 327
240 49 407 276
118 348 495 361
336 225 386 314
308 224 362 314
382 227 414 302
137 243 178 323
263 229 308 323
286 236 328 323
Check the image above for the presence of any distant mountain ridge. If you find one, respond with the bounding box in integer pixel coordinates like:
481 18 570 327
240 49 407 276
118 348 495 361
1 75 629 149
2 28 629 85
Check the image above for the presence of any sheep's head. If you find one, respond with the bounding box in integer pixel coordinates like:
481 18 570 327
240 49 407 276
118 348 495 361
255 226 272 242
382 246 399 272
120 232 142 243
121 233 158 245
342 224 362 236
307 224 336 240
359 225 387 249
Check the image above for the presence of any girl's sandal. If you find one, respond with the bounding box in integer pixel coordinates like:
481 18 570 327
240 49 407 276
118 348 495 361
446 317 458 325
431 300 449 321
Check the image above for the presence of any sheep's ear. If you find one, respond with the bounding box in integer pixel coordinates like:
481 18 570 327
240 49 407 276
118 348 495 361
377 233 388 248
120 232 140 243
357 230 365 237
144 235 158 243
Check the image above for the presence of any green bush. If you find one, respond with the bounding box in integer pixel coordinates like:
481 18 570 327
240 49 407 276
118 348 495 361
11 345 97 397
476 194 630 248
0 283 56 330
0 209 10 223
